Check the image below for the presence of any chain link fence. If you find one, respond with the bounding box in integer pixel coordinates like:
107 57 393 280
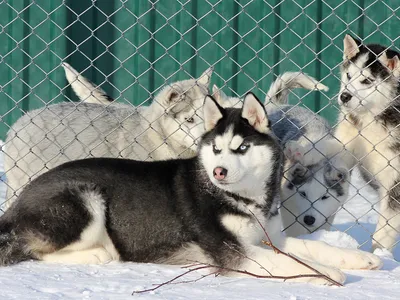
1 0 399 255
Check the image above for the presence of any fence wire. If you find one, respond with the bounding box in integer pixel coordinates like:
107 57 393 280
0 0 399 253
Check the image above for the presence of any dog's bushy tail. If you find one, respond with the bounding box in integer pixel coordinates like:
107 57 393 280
265 72 328 111
62 62 114 105
0 219 31 266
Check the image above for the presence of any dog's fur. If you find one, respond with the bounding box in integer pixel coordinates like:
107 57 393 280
0 93 381 285
3 65 212 208
213 73 350 237
293 35 400 251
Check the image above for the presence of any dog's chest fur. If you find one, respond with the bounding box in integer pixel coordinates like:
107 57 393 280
339 111 400 187
219 193 280 245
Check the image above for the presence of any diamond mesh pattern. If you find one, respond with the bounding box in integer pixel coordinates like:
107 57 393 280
0 0 399 252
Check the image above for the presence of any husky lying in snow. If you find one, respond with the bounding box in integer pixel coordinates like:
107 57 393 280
294 35 400 251
3 64 212 208
0 93 381 285
212 73 350 237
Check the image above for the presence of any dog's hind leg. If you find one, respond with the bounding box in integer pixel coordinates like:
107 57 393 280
0 184 120 266
39 189 120 264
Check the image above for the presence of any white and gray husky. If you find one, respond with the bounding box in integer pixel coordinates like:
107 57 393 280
3 64 212 207
0 93 381 285
293 35 400 251
213 73 350 237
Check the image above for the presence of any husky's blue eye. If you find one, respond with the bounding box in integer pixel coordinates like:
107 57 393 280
237 144 250 152
346 73 351 80
321 195 330 200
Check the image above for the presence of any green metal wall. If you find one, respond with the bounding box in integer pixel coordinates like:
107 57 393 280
1 0 400 140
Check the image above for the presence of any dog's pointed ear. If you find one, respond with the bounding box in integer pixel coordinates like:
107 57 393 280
388 55 400 73
379 52 400 77
203 95 224 132
343 34 360 60
198 67 213 86
164 85 182 106
241 92 269 133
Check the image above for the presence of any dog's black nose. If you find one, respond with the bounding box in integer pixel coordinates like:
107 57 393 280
340 92 352 103
303 215 316 226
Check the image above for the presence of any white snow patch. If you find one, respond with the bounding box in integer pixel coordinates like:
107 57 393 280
299 230 360 249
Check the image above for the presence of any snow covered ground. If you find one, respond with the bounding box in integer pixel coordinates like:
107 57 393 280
0 145 398 299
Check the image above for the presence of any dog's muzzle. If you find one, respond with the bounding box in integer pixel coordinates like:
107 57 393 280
340 92 352 104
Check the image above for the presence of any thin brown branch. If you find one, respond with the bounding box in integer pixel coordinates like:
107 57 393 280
132 265 211 294
199 261 332 281
161 271 219 285
248 210 276 252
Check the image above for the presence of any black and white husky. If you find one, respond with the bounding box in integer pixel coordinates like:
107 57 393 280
0 93 381 285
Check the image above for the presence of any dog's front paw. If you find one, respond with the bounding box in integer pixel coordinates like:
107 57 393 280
330 249 383 270
284 141 305 162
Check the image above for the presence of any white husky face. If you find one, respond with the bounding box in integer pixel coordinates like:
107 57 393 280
200 127 274 196
155 68 213 154
281 163 349 236
338 35 400 116
199 93 281 198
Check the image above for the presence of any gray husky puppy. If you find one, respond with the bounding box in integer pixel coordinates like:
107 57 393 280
295 35 400 251
212 73 350 237
0 93 381 285
4 64 212 208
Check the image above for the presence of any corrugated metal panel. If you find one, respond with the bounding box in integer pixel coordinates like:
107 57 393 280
1 0 400 139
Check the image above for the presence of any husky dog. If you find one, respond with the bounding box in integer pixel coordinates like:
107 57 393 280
293 35 400 251
3 65 212 208
0 93 381 285
212 73 350 237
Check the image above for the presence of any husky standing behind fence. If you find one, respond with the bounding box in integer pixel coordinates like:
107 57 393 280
3 64 212 208
213 74 350 236
0 93 382 285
